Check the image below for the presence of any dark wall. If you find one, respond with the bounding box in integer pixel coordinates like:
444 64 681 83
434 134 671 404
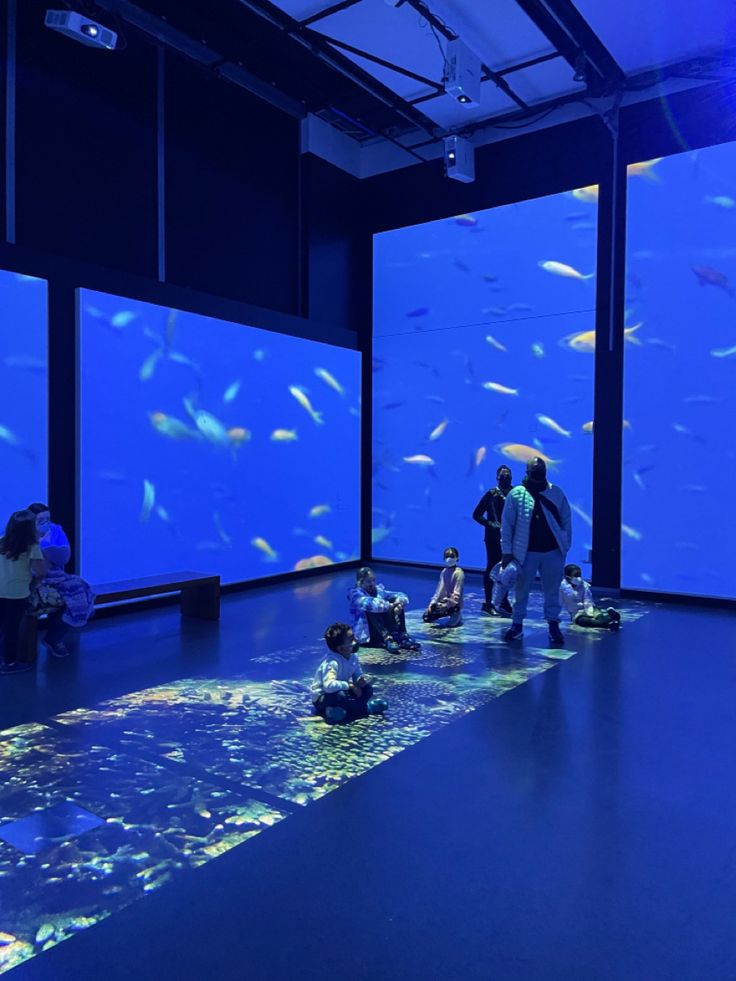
4 0 303 315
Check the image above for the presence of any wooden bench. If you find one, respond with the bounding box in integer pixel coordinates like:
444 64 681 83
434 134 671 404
19 571 220 663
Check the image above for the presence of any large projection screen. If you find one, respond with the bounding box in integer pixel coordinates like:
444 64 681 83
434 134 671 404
373 189 598 571
79 290 361 584
623 146 736 598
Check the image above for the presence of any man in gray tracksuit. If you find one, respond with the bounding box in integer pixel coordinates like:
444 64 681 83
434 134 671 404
500 456 572 644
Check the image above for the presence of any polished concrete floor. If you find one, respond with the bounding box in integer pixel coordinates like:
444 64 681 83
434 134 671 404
1 564 735 981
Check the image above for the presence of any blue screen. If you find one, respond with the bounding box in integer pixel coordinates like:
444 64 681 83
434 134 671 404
79 290 361 584
623 145 736 598
0 270 48 524
373 190 598 569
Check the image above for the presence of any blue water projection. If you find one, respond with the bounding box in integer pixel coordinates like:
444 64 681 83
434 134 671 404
0 270 48 525
373 189 598 570
623 143 736 599
79 290 361 584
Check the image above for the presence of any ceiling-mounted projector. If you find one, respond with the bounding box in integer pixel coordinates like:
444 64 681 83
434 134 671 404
445 39 481 107
45 10 118 49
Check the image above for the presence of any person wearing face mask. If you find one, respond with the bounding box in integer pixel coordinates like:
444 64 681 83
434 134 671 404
423 546 464 628
559 564 620 630
348 566 421 654
26 503 95 658
473 466 514 616
500 457 572 644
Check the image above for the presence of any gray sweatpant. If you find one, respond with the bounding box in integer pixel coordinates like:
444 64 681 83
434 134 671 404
512 549 565 624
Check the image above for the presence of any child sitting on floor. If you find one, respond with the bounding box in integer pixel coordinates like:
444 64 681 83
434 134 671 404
423 546 464 628
311 623 388 723
559 564 621 630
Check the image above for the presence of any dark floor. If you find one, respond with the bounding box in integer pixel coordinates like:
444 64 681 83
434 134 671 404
2 564 735 981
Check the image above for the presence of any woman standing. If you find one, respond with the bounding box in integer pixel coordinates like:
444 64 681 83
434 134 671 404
27 503 95 658
472 465 514 616
0 510 46 674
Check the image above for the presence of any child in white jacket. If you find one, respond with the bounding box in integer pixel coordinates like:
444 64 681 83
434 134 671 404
559 565 621 630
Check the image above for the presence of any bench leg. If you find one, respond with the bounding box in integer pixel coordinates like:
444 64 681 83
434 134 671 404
17 615 39 665
180 582 220 620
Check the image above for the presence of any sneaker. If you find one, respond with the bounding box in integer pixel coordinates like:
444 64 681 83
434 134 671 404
384 638 402 654
366 697 388 715
480 603 495 617
399 635 421 652
504 623 524 641
0 661 32 675
607 607 621 623
44 640 70 659
548 620 565 645
609 620 620 631
325 706 347 723
499 600 514 618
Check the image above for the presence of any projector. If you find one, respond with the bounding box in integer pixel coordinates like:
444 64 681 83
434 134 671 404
45 10 117 49
445 39 481 108
444 135 475 184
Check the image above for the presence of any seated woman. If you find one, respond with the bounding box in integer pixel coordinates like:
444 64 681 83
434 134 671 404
26 503 95 658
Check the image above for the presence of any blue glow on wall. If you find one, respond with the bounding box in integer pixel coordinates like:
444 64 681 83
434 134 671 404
373 191 598 569
79 290 360 584
0 270 48 524
623 146 736 598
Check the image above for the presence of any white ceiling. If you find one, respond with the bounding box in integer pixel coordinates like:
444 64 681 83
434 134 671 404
268 0 736 133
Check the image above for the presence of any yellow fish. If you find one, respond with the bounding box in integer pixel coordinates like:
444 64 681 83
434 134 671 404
149 412 200 441
429 419 449 441
536 414 571 438
251 537 278 561
314 367 345 396
294 555 333 572
562 323 642 353
271 428 298 442
495 443 559 467
539 260 594 280
483 381 519 396
485 335 507 352
403 454 435 466
314 535 333 550
309 504 331 518
571 185 599 203
227 426 251 446
627 158 663 180
289 386 324 425
621 523 643 541
475 446 487 468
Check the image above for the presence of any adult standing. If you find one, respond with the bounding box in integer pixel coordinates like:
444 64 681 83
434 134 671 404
500 457 572 644
0 510 46 674
472 465 514 615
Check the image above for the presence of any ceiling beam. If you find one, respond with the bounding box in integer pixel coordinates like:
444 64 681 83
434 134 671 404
314 32 444 91
300 0 364 28
238 0 441 137
544 0 624 87
513 0 624 94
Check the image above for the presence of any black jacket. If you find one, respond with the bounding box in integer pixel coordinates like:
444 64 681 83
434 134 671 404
472 488 508 542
